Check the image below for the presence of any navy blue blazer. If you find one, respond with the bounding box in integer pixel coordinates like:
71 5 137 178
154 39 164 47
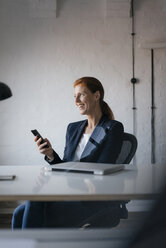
46 115 124 165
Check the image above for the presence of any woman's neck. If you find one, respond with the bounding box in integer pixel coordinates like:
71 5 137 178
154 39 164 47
84 111 102 134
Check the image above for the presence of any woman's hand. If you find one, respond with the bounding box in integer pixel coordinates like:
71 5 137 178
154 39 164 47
34 136 54 160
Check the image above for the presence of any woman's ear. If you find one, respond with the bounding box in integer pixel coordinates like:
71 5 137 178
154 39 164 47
94 91 100 101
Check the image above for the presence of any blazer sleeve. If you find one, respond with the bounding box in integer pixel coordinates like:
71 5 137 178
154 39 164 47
45 125 70 165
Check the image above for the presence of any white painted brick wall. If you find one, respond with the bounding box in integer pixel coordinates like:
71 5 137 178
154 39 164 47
0 0 166 168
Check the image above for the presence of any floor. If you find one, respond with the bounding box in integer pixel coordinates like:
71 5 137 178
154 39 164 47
0 202 16 228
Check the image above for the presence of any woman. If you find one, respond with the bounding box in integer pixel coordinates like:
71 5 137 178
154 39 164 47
12 77 124 228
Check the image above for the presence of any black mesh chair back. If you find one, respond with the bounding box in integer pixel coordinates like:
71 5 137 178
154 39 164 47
116 132 138 164
78 132 138 229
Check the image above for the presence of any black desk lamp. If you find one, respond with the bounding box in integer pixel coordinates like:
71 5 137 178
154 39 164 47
0 82 12 101
0 82 13 180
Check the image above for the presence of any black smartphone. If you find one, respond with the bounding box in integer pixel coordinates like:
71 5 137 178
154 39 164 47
31 129 49 148
0 175 16 180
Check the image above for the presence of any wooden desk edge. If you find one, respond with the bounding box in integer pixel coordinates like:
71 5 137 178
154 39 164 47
0 194 159 202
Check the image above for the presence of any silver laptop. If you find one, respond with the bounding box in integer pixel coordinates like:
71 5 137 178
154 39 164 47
50 162 125 175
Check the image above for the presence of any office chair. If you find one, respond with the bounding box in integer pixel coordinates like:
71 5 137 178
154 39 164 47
116 132 138 164
79 132 138 229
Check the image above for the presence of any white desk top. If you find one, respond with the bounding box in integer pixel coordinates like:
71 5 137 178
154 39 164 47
0 228 133 248
0 163 166 201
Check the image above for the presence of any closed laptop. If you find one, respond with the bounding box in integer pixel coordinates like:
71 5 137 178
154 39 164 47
50 162 125 175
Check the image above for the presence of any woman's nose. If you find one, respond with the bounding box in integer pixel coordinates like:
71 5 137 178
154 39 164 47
75 96 80 103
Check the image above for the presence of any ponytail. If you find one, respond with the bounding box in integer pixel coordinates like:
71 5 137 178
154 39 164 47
101 100 114 120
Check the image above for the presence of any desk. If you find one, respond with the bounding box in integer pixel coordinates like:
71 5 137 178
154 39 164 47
0 163 165 201
0 228 133 248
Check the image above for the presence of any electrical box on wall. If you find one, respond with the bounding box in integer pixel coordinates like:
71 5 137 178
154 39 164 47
105 0 131 18
29 0 57 18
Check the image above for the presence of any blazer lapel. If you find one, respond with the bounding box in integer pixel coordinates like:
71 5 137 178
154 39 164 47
80 115 109 160
69 120 87 160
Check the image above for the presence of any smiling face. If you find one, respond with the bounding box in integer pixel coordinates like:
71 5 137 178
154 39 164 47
74 84 100 116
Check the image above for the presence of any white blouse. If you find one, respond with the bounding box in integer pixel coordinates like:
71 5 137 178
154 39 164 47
73 133 91 161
